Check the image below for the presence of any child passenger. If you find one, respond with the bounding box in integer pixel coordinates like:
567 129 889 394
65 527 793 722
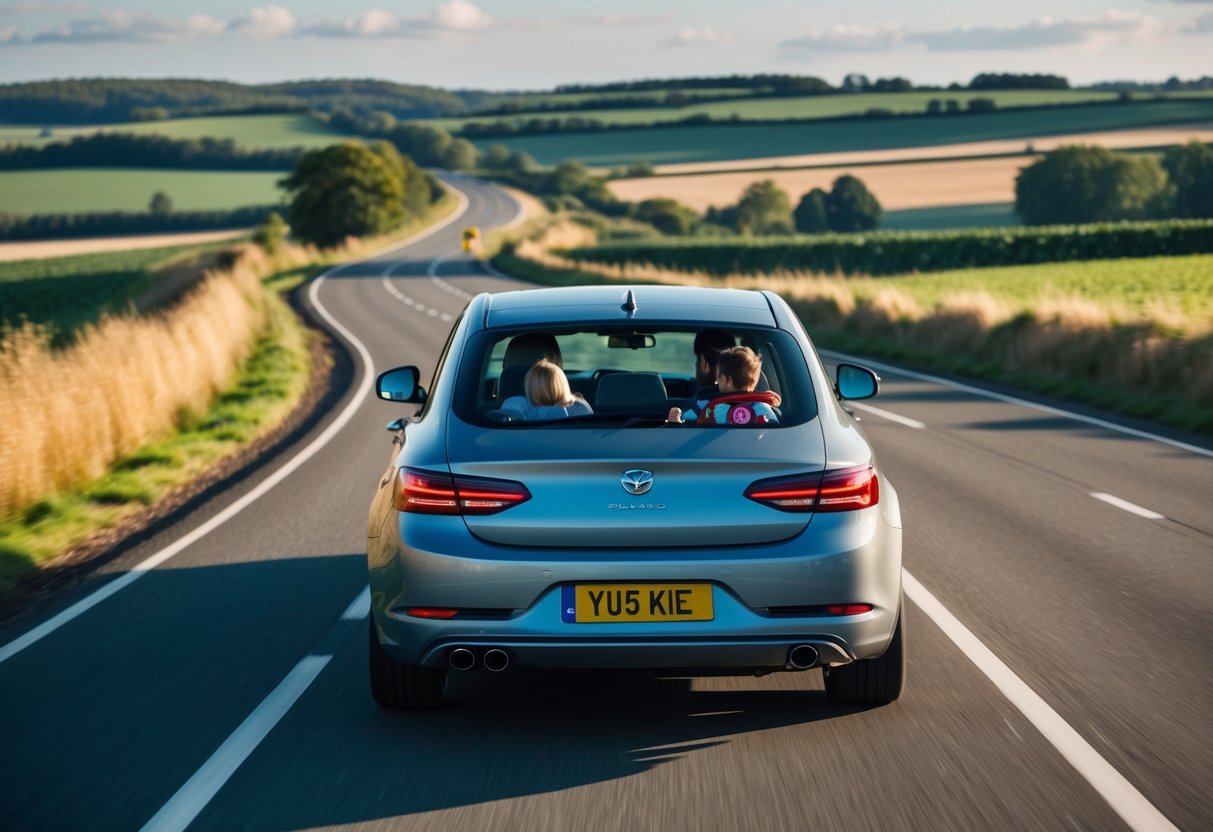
667 346 780 426
501 359 594 420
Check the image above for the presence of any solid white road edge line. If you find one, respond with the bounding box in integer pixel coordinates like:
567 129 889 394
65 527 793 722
819 349 1213 460
137 655 332 832
1089 492 1166 520
341 585 371 620
903 569 1178 832
0 187 471 667
847 401 926 429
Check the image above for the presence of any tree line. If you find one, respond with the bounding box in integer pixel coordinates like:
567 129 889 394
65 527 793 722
1016 142 1213 224
0 133 303 171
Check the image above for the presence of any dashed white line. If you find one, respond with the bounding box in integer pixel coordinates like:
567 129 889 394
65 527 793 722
138 655 332 832
340 585 371 620
903 569 1179 832
848 401 926 429
1090 492 1165 520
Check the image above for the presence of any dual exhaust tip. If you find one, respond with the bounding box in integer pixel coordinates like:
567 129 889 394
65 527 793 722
787 644 819 670
449 647 510 672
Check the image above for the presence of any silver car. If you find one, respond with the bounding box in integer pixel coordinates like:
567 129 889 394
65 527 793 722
368 285 904 708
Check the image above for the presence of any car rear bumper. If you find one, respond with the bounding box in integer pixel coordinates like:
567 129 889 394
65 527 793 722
370 502 902 671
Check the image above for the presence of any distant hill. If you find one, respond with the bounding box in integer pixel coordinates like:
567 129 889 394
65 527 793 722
0 78 498 124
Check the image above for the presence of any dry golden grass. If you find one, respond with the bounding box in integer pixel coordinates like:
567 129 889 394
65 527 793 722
0 250 272 517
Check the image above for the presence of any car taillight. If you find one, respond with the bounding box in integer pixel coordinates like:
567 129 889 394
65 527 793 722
745 465 878 513
395 468 531 515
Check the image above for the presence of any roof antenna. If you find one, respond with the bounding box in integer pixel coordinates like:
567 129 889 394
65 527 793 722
621 289 638 314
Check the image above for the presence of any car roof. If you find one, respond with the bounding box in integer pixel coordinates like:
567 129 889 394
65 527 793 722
481 285 777 329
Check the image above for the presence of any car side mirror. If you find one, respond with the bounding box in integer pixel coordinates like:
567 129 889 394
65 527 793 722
836 364 879 400
377 366 426 404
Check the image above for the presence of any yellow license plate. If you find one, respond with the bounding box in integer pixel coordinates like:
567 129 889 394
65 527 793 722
562 584 713 623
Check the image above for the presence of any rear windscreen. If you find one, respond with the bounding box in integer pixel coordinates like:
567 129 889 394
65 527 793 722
453 326 817 428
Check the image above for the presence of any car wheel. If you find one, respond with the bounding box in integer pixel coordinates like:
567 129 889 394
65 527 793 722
823 605 905 705
369 617 447 709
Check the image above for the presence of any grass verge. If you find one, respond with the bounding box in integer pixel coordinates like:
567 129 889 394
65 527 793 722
0 190 459 591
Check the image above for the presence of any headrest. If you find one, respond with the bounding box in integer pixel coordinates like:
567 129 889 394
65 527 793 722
595 372 668 415
503 333 561 370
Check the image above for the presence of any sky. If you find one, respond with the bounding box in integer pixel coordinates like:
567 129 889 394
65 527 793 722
1 1 1211 90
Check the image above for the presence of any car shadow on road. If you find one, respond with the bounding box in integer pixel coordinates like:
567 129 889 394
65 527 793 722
194 603 874 829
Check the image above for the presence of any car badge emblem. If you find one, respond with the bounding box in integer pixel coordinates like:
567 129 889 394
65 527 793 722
621 469 653 495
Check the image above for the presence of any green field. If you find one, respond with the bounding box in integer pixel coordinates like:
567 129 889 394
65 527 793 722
851 254 1213 326
0 244 215 339
0 113 346 149
471 100 1213 166
429 89 1137 132
0 168 284 214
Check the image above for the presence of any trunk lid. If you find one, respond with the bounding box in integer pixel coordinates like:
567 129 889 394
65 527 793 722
447 421 826 548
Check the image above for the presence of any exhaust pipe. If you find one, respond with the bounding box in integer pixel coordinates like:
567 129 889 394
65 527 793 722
449 647 476 671
788 644 819 670
483 648 510 672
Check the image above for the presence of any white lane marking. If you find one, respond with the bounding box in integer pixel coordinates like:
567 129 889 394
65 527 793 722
1090 492 1165 520
848 401 926 429
0 184 470 666
138 655 332 832
340 585 371 620
820 350 1213 460
903 570 1179 832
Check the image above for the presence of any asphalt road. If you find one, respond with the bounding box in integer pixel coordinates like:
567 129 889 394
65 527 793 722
1 176 1210 832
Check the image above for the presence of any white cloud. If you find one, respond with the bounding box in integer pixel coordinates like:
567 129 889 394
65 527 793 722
663 26 734 47
427 0 491 31
780 24 906 55
303 10 404 39
781 11 1162 57
27 8 225 44
227 5 296 40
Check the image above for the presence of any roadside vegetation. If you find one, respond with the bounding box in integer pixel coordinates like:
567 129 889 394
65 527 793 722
0 159 456 588
492 217 1213 434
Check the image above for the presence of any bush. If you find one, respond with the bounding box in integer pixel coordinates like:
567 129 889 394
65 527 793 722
148 191 173 216
0 205 280 241
967 97 997 113
631 198 697 236
1016 145 1173 225
1162 141 1213 219
252 211 288 253
562 220 1213 277
826 175 882 232
793 188 829 233
734 180 793 235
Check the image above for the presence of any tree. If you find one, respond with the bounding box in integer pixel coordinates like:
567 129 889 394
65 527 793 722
945 99 961 114
734 180 793 235
793 188 829 233
483 143 512 169
280 141 407 247
925 99 943 115
148 191 173 216
842 73 871 93
1015 145 1172 225
967 97 997 113
1162 141 1213 218
632 198 697 236
442 138 479 170
826 175 882 232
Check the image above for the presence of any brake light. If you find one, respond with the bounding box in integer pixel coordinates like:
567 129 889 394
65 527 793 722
395 468 531 515
826 604 874 616
745 465 878 513
406 608 459 619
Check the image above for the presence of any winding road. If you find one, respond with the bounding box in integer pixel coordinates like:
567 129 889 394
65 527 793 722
2 177 1210 832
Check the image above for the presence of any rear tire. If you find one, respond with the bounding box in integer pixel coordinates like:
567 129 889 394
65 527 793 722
824 606 905 705
369 617 447 710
